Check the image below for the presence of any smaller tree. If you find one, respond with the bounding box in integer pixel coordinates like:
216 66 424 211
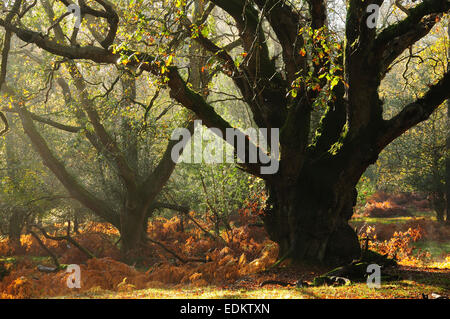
0 116 62 251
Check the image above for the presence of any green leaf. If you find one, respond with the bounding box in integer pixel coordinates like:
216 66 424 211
330 77 340 89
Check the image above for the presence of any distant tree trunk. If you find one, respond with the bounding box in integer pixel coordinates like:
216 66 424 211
430 116 446 223
8 208 26 253
73 211 81 234
4 116 25 252
431 192 446 223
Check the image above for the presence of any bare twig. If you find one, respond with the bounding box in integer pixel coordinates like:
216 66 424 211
28 229 61 268
145 236 207 264
30 224 96 259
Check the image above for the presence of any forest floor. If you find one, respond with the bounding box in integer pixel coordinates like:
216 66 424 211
1 193 449 299
57 265 449 299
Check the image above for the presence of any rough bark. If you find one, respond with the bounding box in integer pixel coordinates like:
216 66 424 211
263 157 362 266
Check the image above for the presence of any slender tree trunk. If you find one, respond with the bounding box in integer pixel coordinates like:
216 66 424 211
431 120 446 223
4 116 25 252
8 208 26 253
73 213 80 234
431 192 446 223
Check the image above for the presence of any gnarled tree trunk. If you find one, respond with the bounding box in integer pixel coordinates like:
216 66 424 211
263 159 362 266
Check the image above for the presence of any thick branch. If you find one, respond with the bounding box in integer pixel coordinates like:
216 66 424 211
0 18 116 63
376 0 450 45
140 120 195 210
3 108 81 132
254 0 306 84
345 0 385 137
308 0 327 29
0 0 23 91
376 15 442 76
209 0 287 128
378 70 450 151
89 0 119 48
179 15 252 104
